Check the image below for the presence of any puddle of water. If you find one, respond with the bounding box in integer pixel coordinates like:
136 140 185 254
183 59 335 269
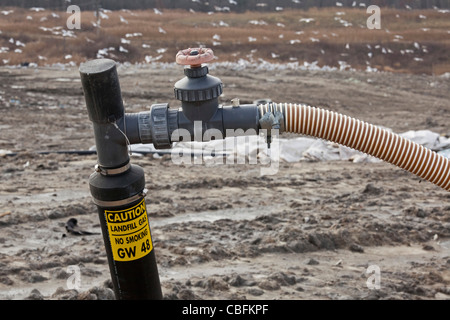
440 239 450 250
0 189 89 205
151 206 279 228
53 78 80 83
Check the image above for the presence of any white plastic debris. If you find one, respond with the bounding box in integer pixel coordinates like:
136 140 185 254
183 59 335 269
439 149 450 159
119 15 128 24
399 130 450 151
112 129 450 164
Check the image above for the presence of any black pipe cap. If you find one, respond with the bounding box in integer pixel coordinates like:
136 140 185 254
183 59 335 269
80 59 124 123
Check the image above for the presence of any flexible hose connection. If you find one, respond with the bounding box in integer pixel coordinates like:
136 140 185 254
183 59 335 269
259 103 450 192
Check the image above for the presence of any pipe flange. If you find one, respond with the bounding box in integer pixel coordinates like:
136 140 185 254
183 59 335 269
150 103 171 149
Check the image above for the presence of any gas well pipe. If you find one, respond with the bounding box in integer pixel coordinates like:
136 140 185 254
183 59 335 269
79 48 449 300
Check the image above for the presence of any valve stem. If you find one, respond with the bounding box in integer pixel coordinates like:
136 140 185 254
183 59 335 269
258 107 284 149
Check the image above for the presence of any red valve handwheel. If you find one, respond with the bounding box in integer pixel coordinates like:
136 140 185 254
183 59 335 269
175 47 214 66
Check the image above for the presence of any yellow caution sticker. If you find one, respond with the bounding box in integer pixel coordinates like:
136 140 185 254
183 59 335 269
105 198 153 262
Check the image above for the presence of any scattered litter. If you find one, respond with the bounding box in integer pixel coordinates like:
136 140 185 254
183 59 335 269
0 211 11 218
215 6 230 12
144 55 163 63
219 20 229 27
249 20 267 25
65 218 98 236
299 18 314 23
119 15 128 24
99 11 109 19
0 149 13 157
9 98 20 105
97 47 113 58
126 33 142 38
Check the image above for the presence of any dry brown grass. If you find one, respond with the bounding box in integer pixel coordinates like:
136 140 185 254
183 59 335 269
0 7 448 74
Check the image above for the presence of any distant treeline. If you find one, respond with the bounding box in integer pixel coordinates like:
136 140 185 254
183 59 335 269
0 0 448 11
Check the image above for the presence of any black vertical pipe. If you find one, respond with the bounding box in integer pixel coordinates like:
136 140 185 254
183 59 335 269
79 59 162 300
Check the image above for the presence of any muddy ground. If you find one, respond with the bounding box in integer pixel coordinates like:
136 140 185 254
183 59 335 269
0 63 449 300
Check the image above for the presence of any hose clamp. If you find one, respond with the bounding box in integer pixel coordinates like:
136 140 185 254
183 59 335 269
95 162 131 176
259 103 285 148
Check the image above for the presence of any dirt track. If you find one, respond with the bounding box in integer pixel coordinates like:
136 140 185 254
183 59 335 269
0 63 449 300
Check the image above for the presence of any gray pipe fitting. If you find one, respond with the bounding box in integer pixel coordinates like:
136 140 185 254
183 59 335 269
137 104 178 149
